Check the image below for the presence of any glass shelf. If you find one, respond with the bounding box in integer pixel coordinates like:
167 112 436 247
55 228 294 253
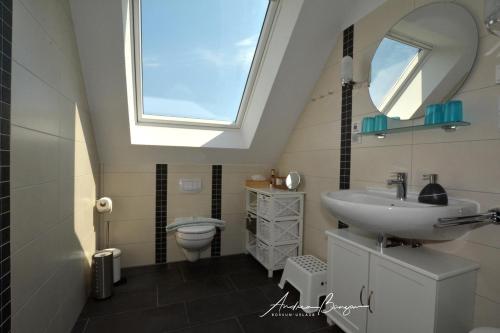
359 121 470 138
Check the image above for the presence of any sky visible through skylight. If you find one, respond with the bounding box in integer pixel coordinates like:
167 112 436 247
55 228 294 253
141 0 269 123
370 37 420 109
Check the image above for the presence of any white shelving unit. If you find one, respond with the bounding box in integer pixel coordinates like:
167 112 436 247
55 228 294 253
245 187 304 278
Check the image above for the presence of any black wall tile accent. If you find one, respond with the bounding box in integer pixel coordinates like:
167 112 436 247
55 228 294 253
0 0 10 330
0 0 11 331
155 164 168 263
210 165 222 256
339 25 354 229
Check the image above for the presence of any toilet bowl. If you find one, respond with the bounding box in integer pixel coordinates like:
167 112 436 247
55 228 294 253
470 328 500 333
175 225 216 262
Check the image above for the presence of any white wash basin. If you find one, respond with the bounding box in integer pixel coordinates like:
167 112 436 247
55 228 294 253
321 189 480 240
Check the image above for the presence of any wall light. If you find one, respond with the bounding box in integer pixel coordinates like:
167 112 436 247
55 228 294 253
341 56 355 87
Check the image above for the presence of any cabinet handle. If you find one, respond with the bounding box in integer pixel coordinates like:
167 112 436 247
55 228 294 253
368 290 374 313
359 285 365 305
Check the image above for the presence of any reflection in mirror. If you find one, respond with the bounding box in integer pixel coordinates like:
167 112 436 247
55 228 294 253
368 3 478 120
371 37 428 111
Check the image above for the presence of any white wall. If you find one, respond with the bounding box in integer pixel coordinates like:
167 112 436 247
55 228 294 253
102 163 269 267
277 34 344 259
11 0 100 331
278 0 500 327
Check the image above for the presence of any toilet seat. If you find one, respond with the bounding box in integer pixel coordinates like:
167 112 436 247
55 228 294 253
178 225 215 234
177 225 216 241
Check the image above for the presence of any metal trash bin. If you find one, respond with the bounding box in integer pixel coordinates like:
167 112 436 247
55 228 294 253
92 251 114 299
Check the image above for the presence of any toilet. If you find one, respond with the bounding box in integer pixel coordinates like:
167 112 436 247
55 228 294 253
175 225 216 262
470 328 500 333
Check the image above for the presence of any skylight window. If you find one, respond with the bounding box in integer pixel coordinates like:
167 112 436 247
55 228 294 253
370 37 428 112
135 0 272 127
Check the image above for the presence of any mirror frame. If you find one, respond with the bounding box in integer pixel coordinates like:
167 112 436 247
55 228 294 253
367 2 479 120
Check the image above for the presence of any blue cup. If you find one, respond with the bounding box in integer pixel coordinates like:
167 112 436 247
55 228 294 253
362 117 375 133
444 100 463 122
374 114 388 131
425 104 443 124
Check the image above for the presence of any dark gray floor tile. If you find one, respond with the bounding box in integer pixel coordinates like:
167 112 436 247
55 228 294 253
310 325 346 333
177 255 262 280
186 288 269 324
115 269 183 294
238 309 329 333
75 256 337 333
174 318 243 333
71 319 88 333
158 276 233 306
228 268 281 290
122 263 176 277
205 254 250 264
84 303 189 333
259 282 301 306
80 290 157 318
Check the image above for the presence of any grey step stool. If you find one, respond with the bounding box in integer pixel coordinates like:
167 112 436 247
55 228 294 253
278 255 328 313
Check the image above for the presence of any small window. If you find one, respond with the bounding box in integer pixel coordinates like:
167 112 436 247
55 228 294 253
370 36 429 112
134 0 274 127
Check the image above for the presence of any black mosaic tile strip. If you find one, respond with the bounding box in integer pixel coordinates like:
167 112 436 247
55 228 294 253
339 25 354 229
155 164 168 263
342 25 354 58
210 165 222 256
0 0 11 331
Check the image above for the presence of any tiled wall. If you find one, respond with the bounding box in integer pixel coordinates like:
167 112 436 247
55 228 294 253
155 164 167 263
211 165 222 256
338 25 354 229
102 164 269 267
11 0 100 332
339 26 353 192
276 31 344 260
278 0 500 327
0 0 11 331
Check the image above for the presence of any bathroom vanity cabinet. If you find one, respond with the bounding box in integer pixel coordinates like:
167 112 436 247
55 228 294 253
326 230 479 333
245 187 304 278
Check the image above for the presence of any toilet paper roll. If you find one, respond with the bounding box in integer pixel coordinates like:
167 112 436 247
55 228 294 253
96 197 112 213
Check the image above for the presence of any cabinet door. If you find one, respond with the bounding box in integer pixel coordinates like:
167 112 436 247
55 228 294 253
327 239 369 333
367 256 436 333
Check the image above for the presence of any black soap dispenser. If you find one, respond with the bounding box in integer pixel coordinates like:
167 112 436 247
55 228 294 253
418 174 448 205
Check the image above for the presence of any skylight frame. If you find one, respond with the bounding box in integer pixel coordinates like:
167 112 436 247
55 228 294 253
132 0 279 129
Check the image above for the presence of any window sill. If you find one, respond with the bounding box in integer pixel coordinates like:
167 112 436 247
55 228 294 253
129 122 249 148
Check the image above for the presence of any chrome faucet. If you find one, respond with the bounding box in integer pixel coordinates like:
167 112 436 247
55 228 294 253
387 172 407 200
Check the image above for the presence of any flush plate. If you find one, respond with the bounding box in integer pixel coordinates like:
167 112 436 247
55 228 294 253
179 178 202 193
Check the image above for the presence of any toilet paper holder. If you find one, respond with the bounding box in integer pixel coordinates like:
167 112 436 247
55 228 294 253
96 197 113 248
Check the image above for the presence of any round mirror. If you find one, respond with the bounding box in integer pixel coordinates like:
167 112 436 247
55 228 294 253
368 3 478 120
285 171 301 191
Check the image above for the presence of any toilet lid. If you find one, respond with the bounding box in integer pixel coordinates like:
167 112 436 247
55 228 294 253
178 225 215 234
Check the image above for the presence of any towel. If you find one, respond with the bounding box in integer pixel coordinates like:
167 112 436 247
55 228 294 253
166 216 226 232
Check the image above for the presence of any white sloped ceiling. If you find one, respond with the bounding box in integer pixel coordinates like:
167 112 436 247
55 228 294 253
70 0 385 166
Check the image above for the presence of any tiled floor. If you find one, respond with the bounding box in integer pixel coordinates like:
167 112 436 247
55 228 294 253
73 254 345 333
